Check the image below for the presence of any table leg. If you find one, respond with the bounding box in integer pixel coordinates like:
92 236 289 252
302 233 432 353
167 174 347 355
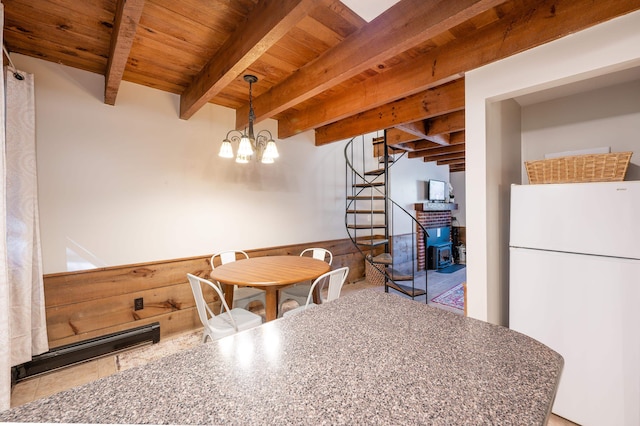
312 280 322 305
264 288 277 322
221 283 234 311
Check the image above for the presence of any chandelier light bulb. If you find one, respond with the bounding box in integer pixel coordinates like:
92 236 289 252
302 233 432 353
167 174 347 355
237 135 254 156
263 140 279 159
218 140 234 158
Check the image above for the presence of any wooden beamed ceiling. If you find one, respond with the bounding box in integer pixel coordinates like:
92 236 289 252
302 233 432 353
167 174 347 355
4 0 640 172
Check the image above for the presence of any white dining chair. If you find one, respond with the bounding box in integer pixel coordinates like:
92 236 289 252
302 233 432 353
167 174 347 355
187 274 263 342
210 250 266 312
278 248 333 316
282 266 349 318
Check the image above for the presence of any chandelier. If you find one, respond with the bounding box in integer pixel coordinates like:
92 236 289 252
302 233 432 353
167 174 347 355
218 74 279 164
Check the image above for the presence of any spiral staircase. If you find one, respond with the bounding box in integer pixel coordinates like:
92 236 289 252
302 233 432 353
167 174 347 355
345 131 429 300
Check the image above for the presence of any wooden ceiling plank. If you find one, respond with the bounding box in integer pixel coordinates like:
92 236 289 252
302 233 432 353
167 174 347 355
179 0 323 120
3 9 111 52
136 3 225 54
2 35 107 74
409 143 466 159
105 0 145 105
403 141 441 151
127 34 211 75
5 0 116 31
394 121 427 139
123 72 183 95
386 128 423 149
314 78 464 145
395 121 451 146
450 131 466 144
435 157 466 165
237 0 504 129
314 0 367 34
426 110 465 135
296 14 344 47
409 139 464 152
19 0 116 20
147 0 253 36
280 0 640 140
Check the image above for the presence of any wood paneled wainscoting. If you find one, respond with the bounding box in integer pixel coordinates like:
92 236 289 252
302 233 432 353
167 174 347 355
44 238 364 349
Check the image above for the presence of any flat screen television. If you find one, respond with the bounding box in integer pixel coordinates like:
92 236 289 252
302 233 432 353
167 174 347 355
427 179 446 202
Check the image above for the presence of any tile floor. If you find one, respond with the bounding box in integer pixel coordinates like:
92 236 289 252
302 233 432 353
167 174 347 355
8 268 575 425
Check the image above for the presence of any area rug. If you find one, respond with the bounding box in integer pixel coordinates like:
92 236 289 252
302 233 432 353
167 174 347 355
436 264 466 274
431 283 464 311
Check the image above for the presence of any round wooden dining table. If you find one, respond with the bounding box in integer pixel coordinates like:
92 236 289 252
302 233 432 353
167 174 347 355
209 255 331 321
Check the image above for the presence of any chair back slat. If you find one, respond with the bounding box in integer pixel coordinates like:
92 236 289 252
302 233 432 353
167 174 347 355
187 273 238 332
325 268 348 302
304 267 349 308
300 247 333 265
210 249 249 269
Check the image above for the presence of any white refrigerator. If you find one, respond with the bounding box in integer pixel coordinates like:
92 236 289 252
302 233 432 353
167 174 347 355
509 181 640 426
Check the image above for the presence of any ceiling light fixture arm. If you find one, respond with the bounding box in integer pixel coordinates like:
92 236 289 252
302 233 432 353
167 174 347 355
218 74 279 164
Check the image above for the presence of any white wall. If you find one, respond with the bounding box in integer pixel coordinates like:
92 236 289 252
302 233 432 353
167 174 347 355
16 55 350 274
15 54 446 274
521 79 640 181
449 171 465 226
465 10 640 324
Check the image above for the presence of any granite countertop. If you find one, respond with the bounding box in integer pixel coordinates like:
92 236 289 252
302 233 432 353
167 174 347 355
0 289 563 425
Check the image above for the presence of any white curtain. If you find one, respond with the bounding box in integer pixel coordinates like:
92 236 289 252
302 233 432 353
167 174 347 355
0 3 49 411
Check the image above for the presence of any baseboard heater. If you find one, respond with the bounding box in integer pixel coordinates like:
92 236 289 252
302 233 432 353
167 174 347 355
11 322 160 384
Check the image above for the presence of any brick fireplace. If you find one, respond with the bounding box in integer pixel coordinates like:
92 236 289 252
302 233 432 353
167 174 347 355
414 203 456 270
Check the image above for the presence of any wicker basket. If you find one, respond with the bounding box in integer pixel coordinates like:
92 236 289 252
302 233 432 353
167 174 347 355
365 256 386 286
525 151 632 184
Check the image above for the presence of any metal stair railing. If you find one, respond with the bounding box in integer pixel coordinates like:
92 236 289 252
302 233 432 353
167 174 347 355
344 131 429 300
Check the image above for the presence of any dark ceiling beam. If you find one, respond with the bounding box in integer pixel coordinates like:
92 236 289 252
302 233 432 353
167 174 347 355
179 0 321 120
104 0 145 105
237 0 505 129
314 78 464 145
282 0 639 141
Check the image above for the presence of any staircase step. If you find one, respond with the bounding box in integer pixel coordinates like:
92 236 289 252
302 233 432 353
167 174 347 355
347 224 387 229
371 253 392 265
346 209 385 214
347 195 385 200
356 238 388 247
386 281 426 297
364 168 385 176
353 181 385 188
387 267 413 281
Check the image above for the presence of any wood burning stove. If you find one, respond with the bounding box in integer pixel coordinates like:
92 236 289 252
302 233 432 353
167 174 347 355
428 242 453 270
426 226 453 270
